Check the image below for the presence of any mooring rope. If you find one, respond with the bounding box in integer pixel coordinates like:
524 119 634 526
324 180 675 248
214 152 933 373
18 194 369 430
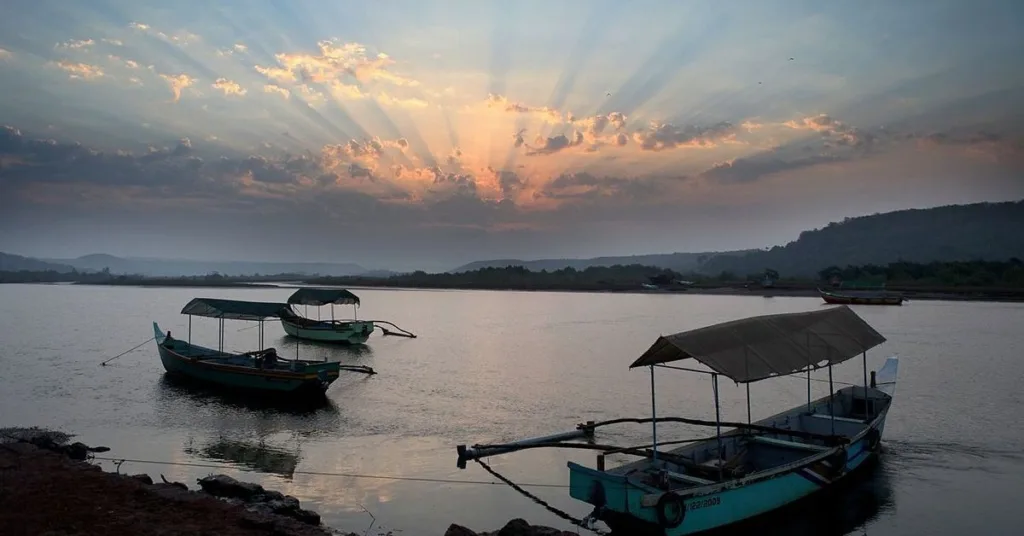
100 336 156 366
86 455 567 488
474 459 609 535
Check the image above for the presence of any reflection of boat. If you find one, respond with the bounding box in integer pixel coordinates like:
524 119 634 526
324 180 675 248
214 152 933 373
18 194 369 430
281 288 375 344
280 287 417 343
819 288 904 306
185 437 300 479
456 305 900 535
153 297 375 398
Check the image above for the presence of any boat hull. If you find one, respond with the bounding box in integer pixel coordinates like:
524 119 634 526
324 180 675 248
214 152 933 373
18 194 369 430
280 317 375 344
819 289 903 306
568 389 892 535
153 322 340 397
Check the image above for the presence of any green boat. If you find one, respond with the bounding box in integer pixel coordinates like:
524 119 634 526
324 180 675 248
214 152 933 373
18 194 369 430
153 297 375 398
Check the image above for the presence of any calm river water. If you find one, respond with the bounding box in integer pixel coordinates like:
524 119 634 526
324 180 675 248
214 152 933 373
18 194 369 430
1 284 1022 535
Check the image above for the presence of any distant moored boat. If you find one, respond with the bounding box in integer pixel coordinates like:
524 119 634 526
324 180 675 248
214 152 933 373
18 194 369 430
819 288 904 306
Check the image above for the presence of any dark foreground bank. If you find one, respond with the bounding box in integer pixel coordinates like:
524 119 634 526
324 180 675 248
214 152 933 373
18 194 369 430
0 429 575 536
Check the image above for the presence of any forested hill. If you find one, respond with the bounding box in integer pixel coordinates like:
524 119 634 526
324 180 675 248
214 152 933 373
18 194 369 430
451 250 754 273
701 200 1024 277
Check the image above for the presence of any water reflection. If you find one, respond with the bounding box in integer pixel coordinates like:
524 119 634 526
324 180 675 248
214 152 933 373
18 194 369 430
276 336 376 362
156 373 341 416
184 436 301 479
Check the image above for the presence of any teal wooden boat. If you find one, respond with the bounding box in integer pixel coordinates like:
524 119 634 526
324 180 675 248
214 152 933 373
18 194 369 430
280 287 417 343
153 297 375 398
456 305 900 534
280 288 375 344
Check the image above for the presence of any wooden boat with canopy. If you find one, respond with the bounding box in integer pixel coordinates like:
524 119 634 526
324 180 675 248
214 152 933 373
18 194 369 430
153 297 375 398
280 288 416 344
819 288 904 306
455 305 900 535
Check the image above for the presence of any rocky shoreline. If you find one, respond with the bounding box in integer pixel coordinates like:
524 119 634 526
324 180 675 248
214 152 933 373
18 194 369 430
0 428 582 536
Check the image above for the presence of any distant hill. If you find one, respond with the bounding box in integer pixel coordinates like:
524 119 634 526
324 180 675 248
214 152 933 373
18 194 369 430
0 252 75 273
700 200 1024 278
451 250 755 274
37 254 369 277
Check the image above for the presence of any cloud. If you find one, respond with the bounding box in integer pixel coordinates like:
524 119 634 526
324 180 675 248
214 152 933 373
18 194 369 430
255 40 419 91
702 154 845 184
212 78 246 97
129 21 199 45
526 131 585 155
264 84 291 100
159 73 196 102
57 39 94 50
108 55 140 69
52 60 104 80
327 81 366 100
784 114 873 148
0 48 11 60
538 171 687 205
102 38 123 46
633 121 742 151
512 129 526 148
486 94 563 123
377 93 428 109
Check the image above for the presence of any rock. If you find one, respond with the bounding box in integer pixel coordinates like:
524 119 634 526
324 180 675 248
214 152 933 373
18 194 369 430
293 508 320 526
445 524 479 536
497 519 534 536
130 474 153 485
196 474 265 500
266 496 301 514
160 474 188 490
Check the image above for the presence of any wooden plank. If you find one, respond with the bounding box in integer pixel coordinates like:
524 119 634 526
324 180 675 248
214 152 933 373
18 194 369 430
749 436 829 452
806 413 866 424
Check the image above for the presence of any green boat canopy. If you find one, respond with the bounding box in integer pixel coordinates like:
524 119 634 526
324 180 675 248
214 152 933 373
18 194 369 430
180 298 291 321
629 305 887 384
286 288 360 306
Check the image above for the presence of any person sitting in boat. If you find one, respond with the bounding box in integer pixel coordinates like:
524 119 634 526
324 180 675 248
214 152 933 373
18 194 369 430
262 348 279 369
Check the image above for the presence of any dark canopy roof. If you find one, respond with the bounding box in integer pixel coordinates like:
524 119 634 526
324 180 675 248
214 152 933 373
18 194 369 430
181 298 291 321
286 288 360 306
629 305 886 383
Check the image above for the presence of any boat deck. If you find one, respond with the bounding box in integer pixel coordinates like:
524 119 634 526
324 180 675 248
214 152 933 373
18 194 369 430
608 385 891 491
161 335 319 373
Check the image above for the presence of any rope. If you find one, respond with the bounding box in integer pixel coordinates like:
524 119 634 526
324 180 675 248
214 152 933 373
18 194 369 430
100 336 156 366
474 459 608 535
370 320 417 338
88 456 567 488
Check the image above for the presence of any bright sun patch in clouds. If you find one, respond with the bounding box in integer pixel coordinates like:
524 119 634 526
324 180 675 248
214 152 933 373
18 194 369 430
0 1 1023 267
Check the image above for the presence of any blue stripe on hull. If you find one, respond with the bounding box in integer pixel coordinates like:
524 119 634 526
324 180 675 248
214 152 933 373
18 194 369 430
568 430 881 535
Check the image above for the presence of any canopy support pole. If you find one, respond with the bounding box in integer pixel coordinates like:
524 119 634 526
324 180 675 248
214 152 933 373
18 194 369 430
354 304 358 320
713 373 723 480
806 332 812 411
650 365 658 463
746 383 751 425
331 304 335 323
744 347 751 425
862 350 869 401
259 320 263 352
187 315 192 351
828 364 836 436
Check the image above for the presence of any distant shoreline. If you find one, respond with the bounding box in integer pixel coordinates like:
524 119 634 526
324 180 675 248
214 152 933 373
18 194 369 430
33 279 1024 303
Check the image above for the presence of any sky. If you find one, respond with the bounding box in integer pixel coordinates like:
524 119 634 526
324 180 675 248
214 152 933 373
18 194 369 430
1 0 1023 271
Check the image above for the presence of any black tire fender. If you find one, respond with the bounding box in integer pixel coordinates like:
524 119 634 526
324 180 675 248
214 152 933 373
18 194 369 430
865 428 881 452
827 448 848 478
656 492 686 529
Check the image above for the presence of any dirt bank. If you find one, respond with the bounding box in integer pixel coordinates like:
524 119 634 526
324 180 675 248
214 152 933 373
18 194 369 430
0 430 345 536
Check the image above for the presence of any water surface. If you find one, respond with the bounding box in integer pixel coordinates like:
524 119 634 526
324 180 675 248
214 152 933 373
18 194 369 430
1 284 1021 535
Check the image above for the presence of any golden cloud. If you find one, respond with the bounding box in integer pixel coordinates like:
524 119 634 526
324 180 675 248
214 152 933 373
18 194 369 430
0 48 12 60
255 40 419 89
486 94 563 123
108 55 140 69
212 78 247 97
377 92 428 109
53 60 104 80
263 84 291 100
159 73 196 102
